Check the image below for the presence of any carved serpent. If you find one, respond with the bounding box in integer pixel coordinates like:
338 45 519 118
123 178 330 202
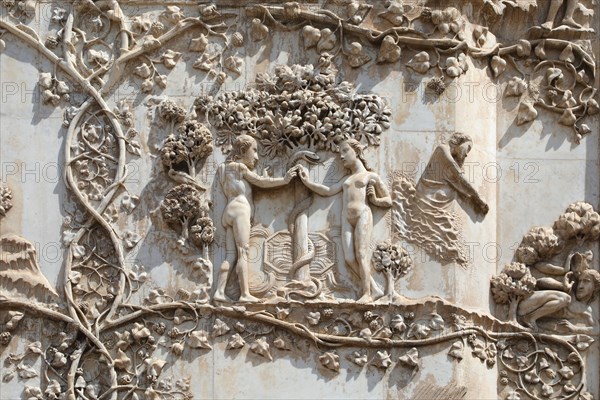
286 151 320 280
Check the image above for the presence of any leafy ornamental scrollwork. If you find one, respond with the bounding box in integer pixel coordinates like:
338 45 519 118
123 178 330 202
246 1 597 142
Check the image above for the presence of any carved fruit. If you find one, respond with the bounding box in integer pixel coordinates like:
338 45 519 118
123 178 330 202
317 28 337 53
302 26 321 49
516 102 538 125
377 35 401 64
231 32 244 47
251 18 269 42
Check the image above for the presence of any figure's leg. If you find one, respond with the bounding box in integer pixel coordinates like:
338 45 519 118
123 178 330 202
542 0 563 29
341 218 361 289
518 291 571 329
214 227 235 303
354 211 375 303
232 215 259 303
562 0 581 28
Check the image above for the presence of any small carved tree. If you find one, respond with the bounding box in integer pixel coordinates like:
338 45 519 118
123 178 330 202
515 226 562 265
372 242 412 302
491 263 536 323
160 184 210 248
160 119 213 187
0 184 13 217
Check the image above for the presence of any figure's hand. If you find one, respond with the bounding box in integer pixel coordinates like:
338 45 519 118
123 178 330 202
474 197 489 215
556 319 575 333
298 166 309 182
367 179 377 201
563 271 575 291
284 166 299 183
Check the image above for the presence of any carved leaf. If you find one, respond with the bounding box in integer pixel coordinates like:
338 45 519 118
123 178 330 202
317 28 337 53
448 341 464 360
349 351 368 367
273 337 291 351
399 347 419 368
558 109 577 126
506 77 527 97
407 323 430 339
390 314 406 333
302 26 321 49
131 323 151 342
212 319 230 337
490 56 507 78
17 363 38 379
224 56 243 75
2 371 14 383
428 313 444 330
516 102 538 125
226 333 246 350
114 349 132 370
377 35 401 64
190 34 209 52
319 352 340 373
5 311 24 331
306 312 321 325
250 337 272 361
559 44 575 63
572 334 594 351
372 350 392 369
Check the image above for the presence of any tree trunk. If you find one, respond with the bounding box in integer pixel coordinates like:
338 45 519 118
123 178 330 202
508 298 519 323
385 270 395 297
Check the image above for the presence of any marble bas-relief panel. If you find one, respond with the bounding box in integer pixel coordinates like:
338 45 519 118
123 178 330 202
0 0 598 399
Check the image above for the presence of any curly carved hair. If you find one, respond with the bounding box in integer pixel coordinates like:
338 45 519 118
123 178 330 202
228 134 256 161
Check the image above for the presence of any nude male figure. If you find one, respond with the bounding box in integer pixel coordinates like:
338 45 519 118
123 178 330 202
542 0 581 30
214 135 298 303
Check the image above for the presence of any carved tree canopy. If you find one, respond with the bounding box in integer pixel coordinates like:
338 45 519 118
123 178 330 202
194 62 392 156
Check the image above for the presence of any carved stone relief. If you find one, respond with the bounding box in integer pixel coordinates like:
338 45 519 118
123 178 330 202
0 0 598 399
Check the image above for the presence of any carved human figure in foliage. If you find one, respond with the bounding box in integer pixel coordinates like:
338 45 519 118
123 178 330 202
214 135 299 303
542 0 580 30
519 251 600 333
298 139 392 303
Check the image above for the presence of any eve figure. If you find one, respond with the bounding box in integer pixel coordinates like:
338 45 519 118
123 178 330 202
299 139 392 303
214 135 298 303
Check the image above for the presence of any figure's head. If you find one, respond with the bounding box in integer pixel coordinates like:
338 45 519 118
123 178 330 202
449 132 473 166
230 134 258 169
575 268 600 303
340 139 371 171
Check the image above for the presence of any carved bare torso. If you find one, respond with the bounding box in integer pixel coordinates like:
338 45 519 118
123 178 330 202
343 171 377 224
219 162 254 227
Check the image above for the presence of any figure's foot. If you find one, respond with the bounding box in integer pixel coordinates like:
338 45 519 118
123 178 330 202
562 17 582 29
541 21 554 30
213 292 234 304
356 294 373 304
238 294 260 303
519 316 538 331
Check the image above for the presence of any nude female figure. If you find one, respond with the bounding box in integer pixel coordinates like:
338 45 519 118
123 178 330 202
298 139 392 303
214 135 298 303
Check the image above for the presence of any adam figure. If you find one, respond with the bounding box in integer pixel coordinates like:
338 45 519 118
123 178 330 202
542 0 581 30
214 135 298 303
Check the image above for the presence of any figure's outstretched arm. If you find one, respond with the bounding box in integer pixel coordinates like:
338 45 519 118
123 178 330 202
441 147 489 215
244 165 298 189
298 167 344 197
367 176 392 208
